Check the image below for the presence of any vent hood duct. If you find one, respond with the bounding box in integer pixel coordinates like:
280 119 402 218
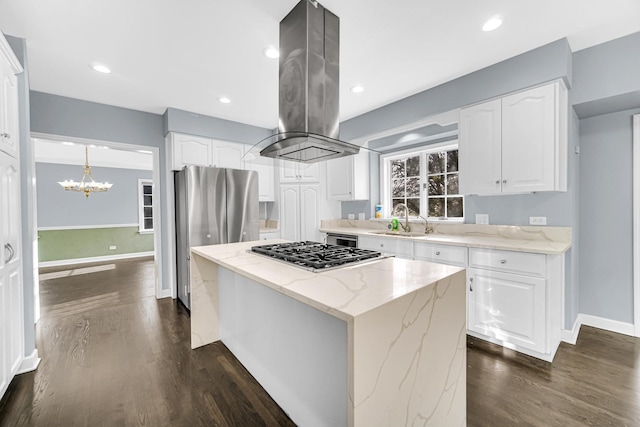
259 0 360 163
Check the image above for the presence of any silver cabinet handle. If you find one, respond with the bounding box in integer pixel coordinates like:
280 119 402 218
380 244 384 248
4 243 14 263
469 277 473 292
500 259 507 264
435 251 441 255
495 180 500 184
1 132 9 139
502 179 507 184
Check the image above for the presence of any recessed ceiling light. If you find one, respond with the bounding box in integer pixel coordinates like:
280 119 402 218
263 46 279 59
218 97 231 104
90 63 111 74
482 17 503 32
350 85 364 93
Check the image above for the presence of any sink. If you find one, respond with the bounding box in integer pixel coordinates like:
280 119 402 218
369 230 427 237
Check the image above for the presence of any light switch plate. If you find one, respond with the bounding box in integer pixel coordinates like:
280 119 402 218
529 216 547 225
475 214 489 225
109 245 117 250
348 214 355 220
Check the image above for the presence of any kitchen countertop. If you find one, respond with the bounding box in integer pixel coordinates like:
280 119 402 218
190 239 464 322
320 219 572 254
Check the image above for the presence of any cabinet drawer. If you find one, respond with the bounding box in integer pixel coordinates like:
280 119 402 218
413 242 467 267
358 236 413 259
469 248 545 277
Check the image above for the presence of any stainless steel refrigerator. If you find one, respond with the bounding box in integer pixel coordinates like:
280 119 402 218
175 166 259 310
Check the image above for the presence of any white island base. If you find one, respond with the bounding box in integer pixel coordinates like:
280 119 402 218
190 241 467 427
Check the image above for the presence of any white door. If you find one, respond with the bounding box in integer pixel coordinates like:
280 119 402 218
468 267 546 353
0 153 23 398
501 84 556 193
0 57 19 158
299 184 319 242
280 185 300 241
459 99 502 195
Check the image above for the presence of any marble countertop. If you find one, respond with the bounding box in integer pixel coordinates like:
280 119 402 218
320 220 572 255
190 239 464 322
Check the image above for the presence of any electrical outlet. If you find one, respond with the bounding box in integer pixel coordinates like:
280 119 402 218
358 212 365 220
348 214 355 220
475 214 489 225
109 245 117 250
529 216 547 226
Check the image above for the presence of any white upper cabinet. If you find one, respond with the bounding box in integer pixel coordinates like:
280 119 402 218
459 80 567 195
0 53 19 159
246 155 276 202
326 151 369 201
211 139 245 169
279 160 319 183
170 133 213 170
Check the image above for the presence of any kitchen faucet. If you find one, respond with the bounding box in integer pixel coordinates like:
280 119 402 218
391 203 410 232
417 215 434 235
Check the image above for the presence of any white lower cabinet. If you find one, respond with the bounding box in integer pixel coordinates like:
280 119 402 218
467 247 562 361
259 230 281 240
357 236 413 259
468 267 546 353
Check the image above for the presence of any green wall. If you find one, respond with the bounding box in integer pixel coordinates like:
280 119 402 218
38 226 154 263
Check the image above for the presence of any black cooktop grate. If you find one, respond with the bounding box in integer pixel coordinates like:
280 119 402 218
250 241 382 270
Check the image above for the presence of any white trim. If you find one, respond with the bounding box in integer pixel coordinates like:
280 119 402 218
158 288 172 299
561 313 636 344
31 132 164 299
17 350 40 374
0 32 24 73
634 114 640 337
39 251 154 268
137 178 154 232
579 314 636 337
560 316 582 345
38 223 139 231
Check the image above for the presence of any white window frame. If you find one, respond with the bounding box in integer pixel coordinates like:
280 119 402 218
138 179 154 233
380 140 464 221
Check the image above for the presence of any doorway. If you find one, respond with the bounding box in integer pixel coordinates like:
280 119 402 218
31 133 167 321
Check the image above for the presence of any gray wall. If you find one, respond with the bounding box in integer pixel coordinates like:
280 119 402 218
578 107 639 324
36 163 152 227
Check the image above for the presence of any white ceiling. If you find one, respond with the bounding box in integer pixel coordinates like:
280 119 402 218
1 0 639 130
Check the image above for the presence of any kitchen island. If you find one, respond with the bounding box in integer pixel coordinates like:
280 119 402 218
190 240 466 427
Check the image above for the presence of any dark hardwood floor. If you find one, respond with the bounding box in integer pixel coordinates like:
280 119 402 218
0 258 295 427
1 257 639 426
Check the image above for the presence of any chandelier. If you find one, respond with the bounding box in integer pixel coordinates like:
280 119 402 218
58 146 113 198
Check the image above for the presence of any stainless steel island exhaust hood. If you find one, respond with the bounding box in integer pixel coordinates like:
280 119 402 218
259 0 360 163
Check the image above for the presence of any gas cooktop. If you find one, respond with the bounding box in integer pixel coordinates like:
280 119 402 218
250 241 387 272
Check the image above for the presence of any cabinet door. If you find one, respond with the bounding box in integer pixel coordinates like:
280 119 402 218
212 140 245 169
413 242 467 267
279 160 299 182
326 156 353 200
172 134 212 170
299 184 320 242
459 99 502 195
0 57 19 159
0 154 22 397
280 185 300 241
501 84 556 193
247 156 275 202
468 267 546 353
298 162 319 182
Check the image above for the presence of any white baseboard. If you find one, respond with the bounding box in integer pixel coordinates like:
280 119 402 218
157 288 172 299
17 349 40 374
579 314 636 337
561 313 636 345
39 251 154 268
